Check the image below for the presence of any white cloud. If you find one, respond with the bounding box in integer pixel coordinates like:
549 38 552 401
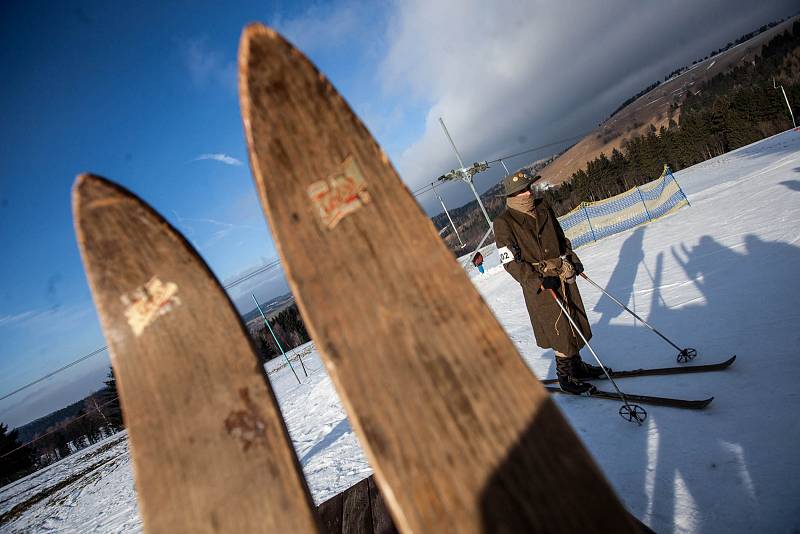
171 210 256 250
194 153 243 166
181 38 236 94
274 2 365 52
0 310 38 328
0 304 93 330
378 0 798 197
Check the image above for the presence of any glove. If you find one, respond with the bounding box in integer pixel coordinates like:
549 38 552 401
541 276 560 291
538 257 562 276
573 262 584 276
559 258 576 283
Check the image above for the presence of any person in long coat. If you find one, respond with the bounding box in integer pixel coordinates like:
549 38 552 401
493 171 605 394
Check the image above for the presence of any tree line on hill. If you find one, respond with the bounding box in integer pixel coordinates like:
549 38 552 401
1 304 312 488
609 80 662 119
0 369 122 487
705 20 786 65
611 18 788 121
430 20 800 254
544 20 800 217
248 303 311 362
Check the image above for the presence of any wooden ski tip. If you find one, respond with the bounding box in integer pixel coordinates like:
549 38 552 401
72 173 138 249
73 172 118 207
238 23 293 107
74 171 105 188
241 22 280 43
73 173 321 533
74 171 100 190
238 24 640 534
74 172 129 194
239 23 306 67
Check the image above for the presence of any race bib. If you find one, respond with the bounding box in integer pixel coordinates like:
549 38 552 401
497 246 515 265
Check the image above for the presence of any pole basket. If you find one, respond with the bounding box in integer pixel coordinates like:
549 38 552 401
677 348 697 363
619 404 647 424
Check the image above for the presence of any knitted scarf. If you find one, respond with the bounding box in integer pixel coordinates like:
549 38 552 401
506 194 534 214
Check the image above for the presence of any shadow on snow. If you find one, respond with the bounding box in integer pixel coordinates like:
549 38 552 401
532 222 800 531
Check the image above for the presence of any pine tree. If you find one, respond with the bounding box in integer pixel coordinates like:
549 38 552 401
0 422 35 485
99 367 124 430
562 22 800 209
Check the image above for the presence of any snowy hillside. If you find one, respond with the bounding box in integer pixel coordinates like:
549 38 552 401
2 130 799 533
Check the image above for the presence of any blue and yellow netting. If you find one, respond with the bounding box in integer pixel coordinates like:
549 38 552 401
557 165 689 249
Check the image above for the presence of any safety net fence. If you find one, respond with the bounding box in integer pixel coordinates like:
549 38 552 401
557 165 689 249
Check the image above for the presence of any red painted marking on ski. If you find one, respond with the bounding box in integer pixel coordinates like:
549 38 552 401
307 155 371 229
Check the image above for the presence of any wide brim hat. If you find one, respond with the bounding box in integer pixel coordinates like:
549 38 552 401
501 171 542 196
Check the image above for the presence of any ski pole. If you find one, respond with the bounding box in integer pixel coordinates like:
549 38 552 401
268 323 309 377
252 294 301 384
545 287 646 424
580 273 697 363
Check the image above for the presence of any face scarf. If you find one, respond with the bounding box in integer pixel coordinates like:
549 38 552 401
506 193 535 214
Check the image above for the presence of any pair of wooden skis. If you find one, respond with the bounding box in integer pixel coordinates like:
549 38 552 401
75 25 645 533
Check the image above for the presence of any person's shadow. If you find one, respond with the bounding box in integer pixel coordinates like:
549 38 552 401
529 229 800 532
650 234 798 531
633 233 800 532
779 179 800 191
594 227 646 328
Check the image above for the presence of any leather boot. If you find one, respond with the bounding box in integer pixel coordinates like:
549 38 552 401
555 354 596 395
572 354 610 380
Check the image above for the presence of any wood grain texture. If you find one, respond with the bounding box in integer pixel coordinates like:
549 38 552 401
367 477 397 534
318 491 344 534
342 478 371 534
73 174 320 533
239 23 638 534
316 476 397 534
320 476 651 534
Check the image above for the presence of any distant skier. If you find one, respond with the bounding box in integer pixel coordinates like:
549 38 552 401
471 251 485 273
493 171 605 394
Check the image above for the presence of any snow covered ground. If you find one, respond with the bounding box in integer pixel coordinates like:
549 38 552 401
2 129 799 532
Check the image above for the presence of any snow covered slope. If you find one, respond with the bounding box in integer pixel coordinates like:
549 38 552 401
2 129 799 533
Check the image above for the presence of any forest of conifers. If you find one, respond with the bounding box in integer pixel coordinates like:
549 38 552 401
544 20 800 215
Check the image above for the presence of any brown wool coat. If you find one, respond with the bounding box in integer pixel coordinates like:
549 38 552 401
493 198 592 355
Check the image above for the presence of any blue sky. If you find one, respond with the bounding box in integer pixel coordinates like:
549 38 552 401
1 0 796 428
0 1 407 427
